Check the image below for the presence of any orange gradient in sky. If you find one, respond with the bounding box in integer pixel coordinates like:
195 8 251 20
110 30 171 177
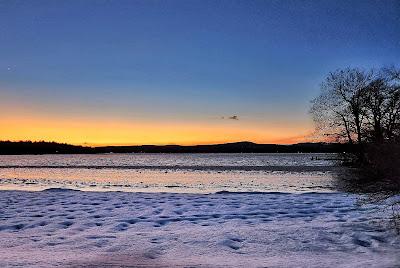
0 113 314 146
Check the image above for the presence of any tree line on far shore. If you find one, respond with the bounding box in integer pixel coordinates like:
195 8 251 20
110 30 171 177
0 140 348 154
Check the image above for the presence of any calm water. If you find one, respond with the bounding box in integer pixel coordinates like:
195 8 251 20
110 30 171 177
0 153 344 193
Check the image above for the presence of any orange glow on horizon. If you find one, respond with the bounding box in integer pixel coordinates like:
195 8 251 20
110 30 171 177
0 114 314 146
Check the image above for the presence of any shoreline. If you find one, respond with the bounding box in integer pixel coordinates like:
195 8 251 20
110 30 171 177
0 187 345 195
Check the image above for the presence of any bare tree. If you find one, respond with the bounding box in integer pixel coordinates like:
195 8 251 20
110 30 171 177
362 68 400 143
310 68 372 145
383 68 400 141
312 67 400 228
363 78 386 142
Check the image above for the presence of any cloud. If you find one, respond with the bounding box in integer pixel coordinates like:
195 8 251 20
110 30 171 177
221 115 239 120
228 115 239 120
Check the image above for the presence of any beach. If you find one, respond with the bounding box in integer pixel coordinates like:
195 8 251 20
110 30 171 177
1 189 399 267
0 153 399 267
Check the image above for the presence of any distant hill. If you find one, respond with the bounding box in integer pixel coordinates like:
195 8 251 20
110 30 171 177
0 141 352 155
0 141 94 155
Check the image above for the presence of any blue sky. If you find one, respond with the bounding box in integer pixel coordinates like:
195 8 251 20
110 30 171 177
0 0 399 144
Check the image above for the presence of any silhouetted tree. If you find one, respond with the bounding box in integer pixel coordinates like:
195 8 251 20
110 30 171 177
310 68 372 145
312 67 400 230
311 67 400 145
361 68 400 143
383 67 400 141
311 66 400 189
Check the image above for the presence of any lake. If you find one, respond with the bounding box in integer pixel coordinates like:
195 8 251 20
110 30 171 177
0 153 345 193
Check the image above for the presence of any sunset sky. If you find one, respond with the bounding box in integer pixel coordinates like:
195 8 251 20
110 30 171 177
1 0 399 145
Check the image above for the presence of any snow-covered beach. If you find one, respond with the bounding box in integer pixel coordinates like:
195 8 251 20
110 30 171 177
1 189 399 267
0 154 399 267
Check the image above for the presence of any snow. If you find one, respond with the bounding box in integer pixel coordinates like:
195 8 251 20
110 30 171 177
0 189 399 267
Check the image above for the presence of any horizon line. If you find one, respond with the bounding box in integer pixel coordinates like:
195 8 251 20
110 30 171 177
0 139 327 148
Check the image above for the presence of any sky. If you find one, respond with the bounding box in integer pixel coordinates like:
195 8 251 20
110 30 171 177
0 0 399 145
